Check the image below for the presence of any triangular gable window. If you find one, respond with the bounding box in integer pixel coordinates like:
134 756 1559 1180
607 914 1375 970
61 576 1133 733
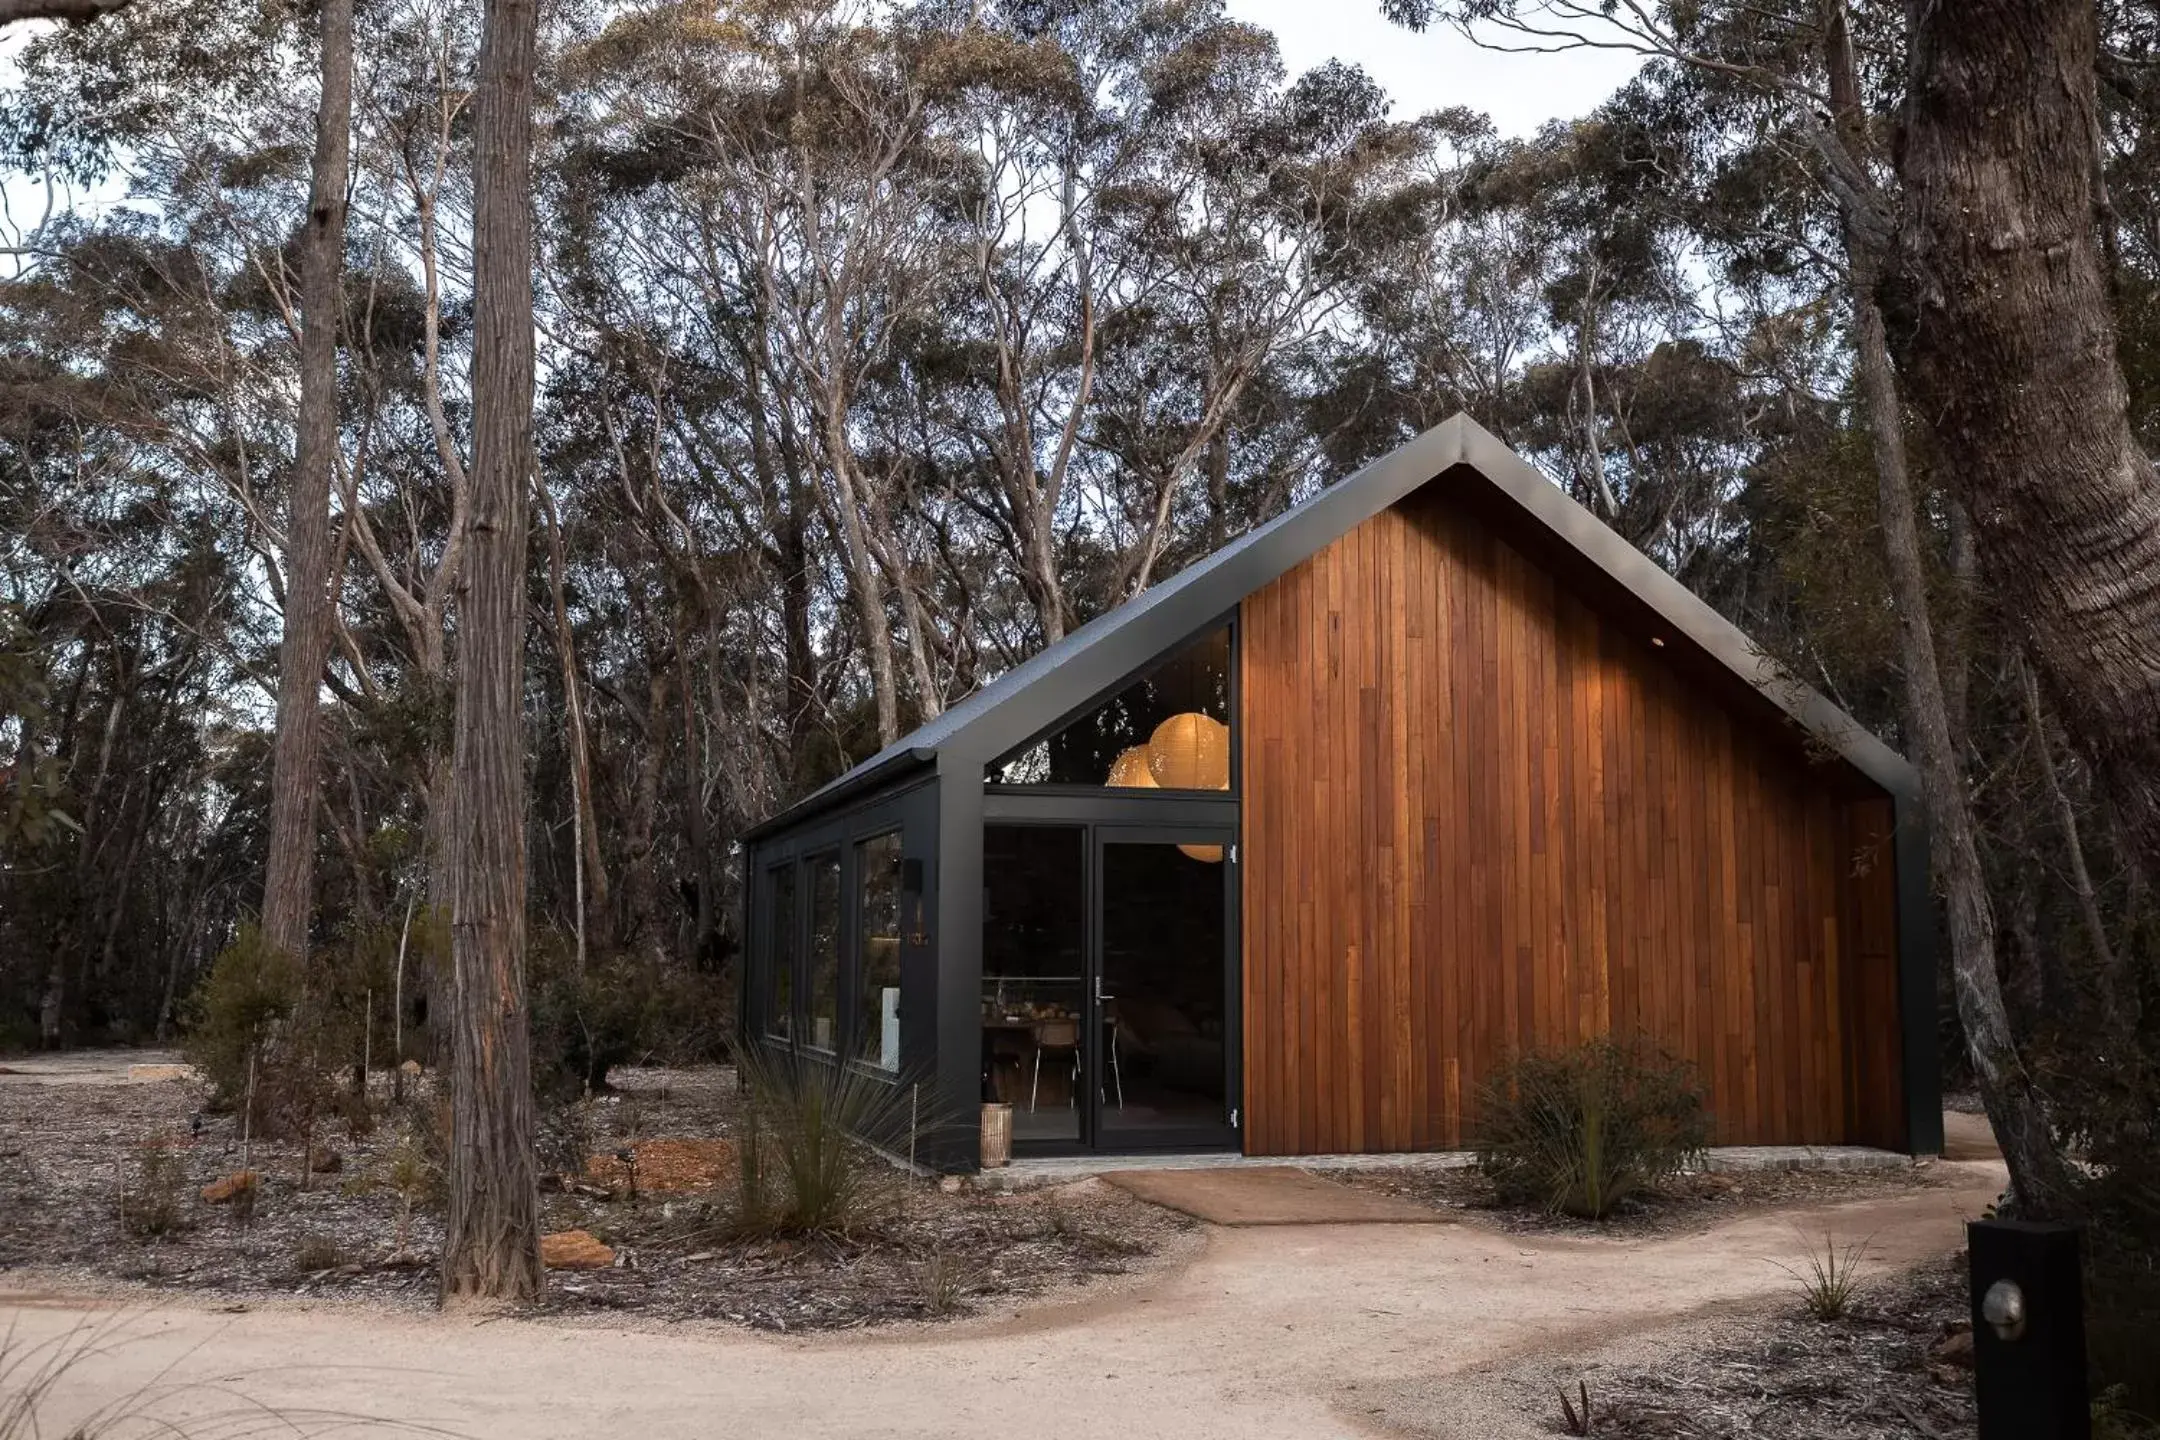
989 625 1232 790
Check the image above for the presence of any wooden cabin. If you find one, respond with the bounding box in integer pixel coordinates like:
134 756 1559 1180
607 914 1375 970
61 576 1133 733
740 415 1941 1168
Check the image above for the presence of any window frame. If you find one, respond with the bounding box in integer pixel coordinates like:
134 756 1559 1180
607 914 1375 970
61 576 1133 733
750 781 929 1087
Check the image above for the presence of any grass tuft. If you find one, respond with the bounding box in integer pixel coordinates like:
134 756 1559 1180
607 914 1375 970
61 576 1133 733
1775 1231 1873 1320
730 1046 926 1239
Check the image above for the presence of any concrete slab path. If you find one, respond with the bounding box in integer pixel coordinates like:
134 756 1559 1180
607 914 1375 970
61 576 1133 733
1100 1165 1451 1225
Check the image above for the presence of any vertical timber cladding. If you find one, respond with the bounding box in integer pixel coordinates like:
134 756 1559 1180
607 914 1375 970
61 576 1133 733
1238 485 1908 1154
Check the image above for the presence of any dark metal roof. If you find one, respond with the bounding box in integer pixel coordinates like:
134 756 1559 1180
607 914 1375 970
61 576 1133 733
745 413 1917 842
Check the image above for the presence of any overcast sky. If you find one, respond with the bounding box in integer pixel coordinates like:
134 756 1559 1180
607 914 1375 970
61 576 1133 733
1226 0 1641 138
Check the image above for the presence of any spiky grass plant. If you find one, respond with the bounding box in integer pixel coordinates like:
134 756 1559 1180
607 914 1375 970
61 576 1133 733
731 1045 924 1238
1775 1231 1874 1320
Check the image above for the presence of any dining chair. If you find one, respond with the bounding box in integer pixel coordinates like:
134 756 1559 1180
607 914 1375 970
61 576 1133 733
1029 1018 1081 1112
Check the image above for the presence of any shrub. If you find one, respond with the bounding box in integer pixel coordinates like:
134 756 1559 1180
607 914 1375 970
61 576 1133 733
731 1044 921 1237
116 1143 190 1240
387 1125 441 1259
291 1234 344 1273
1556 1380 1593 1436
526 936 727 1099
181 925 299 1121
536 1098 597 1187
223 1171 259 1228
184 918 409 1146
1474 1034 1711 1219
2094 1385 2160 1440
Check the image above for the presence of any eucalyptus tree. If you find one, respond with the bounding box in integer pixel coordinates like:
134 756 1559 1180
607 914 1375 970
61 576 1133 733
1890 0 2160 882
0 225 264 1045
259 0 355 966
440 0 543 1306
1082 50 1439 597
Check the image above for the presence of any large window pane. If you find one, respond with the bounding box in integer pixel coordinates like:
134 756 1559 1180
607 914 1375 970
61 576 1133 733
991 626 1232 789
1099 840 1229 1138
857 832 904 1071
806 853 842 1052
765 865 795 1042
982 825 1084 1143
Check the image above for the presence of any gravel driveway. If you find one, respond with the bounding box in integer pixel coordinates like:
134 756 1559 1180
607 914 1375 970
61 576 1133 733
2 1158 2006 1440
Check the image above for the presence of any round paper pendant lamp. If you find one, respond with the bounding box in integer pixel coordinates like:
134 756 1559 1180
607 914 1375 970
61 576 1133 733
1105 745 1159 789
1147 712 1230 791
1178 842 1224 863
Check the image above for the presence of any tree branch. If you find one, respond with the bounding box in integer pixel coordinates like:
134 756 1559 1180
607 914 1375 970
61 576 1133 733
0 0 128 25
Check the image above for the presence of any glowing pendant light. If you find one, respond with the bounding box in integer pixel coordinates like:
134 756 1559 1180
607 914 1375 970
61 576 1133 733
1105 745 1158 789
1146 712 1230 792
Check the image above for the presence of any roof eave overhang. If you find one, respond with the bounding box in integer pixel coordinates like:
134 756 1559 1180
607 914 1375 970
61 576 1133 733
740 747 937 844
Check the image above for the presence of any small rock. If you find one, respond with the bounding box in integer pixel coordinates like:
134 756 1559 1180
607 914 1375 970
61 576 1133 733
540 1229 616 1270
1930 1327 1975 1368
200 1171 260 1204
939 1175 963 1194
309 1148 343 1174
128 1063 195 1083
399 1059 423 1076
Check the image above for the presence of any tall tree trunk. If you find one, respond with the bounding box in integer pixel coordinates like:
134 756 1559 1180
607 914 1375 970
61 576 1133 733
679 649 713 964
1826 2 2072 1214
822 422 901 748
1856 276 2072 1213
259 0 353 964
2021 657 2133 1028
441 0 542 1307
621 665 668 965
1893 0 2160 876
538 478 606 918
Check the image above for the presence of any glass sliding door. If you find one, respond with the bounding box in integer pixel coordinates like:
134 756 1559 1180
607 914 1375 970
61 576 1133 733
1093 830 1236 1149
982 825 1086 1144
983 822 1237 1153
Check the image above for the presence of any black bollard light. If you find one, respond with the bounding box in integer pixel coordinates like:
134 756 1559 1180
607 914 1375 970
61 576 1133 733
1969 1218 2089 1440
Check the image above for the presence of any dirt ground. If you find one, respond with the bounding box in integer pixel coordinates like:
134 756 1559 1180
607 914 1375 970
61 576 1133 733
3 1142 2008 1437
1445 1254 1982 1439
1327 1157 1978 1238
0 1051 1193 1329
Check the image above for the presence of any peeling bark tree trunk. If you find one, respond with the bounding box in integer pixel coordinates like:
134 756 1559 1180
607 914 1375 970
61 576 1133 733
1827 2 2072 1214
1893 0 2160 876
259 0 352 964
441 0 542 1308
